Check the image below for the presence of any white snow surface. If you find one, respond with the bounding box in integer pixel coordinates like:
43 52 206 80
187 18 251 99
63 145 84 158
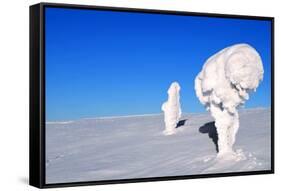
46 108 271 184
162 82 182 135
195 44 264 155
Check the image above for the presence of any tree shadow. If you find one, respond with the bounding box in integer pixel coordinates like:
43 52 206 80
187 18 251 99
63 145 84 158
199 121 219 153
176 119 187 128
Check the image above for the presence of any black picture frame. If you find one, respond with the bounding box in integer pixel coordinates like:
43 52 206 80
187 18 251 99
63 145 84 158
29 2 275 189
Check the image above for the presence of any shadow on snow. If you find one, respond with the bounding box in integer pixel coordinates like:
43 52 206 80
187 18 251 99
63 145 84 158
199 121 219 153
176 119 188 128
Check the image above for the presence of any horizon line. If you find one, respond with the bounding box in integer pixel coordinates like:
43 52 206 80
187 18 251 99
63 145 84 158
46 106 270 124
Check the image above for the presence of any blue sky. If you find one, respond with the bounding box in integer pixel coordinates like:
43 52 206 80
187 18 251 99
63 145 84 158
45 7 272 121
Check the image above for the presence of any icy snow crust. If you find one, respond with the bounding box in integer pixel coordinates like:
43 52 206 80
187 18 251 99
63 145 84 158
195 44 264 156
46 108 271 184
162 82 182 135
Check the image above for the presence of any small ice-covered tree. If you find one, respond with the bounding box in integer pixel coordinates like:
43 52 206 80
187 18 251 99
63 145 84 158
195 44 264 157
162 82 182 135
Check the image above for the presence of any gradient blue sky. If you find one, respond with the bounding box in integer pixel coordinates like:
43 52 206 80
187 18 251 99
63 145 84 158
45 7 272 121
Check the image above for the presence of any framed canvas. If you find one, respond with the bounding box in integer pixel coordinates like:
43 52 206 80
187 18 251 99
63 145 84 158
29 2 274 188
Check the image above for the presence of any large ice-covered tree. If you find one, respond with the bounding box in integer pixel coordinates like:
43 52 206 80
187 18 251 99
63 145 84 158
195 44 264 157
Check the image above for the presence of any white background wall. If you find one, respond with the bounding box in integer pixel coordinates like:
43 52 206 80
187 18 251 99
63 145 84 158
0 0 279 190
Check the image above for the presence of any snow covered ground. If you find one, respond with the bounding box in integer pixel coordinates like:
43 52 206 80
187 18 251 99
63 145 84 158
46 108 271 184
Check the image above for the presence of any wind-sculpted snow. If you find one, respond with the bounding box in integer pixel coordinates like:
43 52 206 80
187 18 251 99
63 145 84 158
46 108 270 183
195 44 264 156
162 82 182 135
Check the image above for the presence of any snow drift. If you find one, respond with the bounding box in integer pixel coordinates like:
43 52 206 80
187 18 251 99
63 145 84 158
195 44 264 156
162 82 182 135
